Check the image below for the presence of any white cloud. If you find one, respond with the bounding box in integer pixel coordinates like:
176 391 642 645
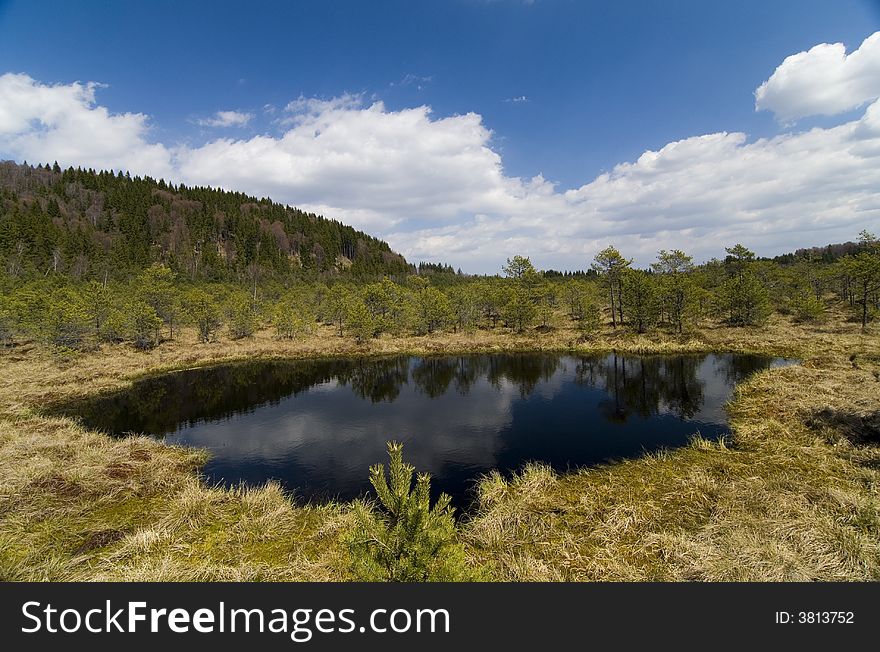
279 93 365 126
176 97 512 234
2 33 880 275
503 95 530 103
0 72 173 177
755 32 880 123
195 109 253 128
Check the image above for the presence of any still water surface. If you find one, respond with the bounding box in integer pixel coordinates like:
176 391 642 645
59 353 792 506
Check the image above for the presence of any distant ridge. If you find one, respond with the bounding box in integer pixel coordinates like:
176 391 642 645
772 240 868 264
0 160 412 281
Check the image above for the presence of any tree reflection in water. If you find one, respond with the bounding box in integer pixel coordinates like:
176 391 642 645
57 353 784 437
577 354 705 422
49 353 792 506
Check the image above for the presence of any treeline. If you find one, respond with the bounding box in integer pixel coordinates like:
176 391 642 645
0 232 877 352
0 161 411 283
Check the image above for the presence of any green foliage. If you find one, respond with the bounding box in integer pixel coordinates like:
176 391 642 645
272 294 313 340
362 277 411 335
501 285 536 332
0 161 411 284
185 289 223 342
362 279 394 333
715 244 771 327
501 256 543 332
502 255 536 281
2 220 877 351
561 279 591 320
652 250 696 333
474 278 504 328
413 286 452 334
125 300 163 349
226 294 257 339
345 298 376 343
405 274 429 294
574 291 602 338
136 264 179 338
446 284 481 333
0 296 14 346
591 246 632 327
323 285 353 336
99 306 128 343
718 273 771 326
621 268 659 333
535 283 556 328
504 255 542 298
843 234 880 329
6 285 49 340
45 287 91 349
724 243 756 278
790 291 826 323
348 442 471 582
81 281 113 335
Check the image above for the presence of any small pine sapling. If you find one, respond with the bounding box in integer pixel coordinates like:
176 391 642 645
348 441 472 581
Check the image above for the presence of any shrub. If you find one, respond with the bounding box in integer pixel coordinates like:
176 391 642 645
501 286 535 332
126 300 163 349
348 441 472 582
186 290 223 343
46 288 91 349
413 286 452 334
272 296 312 340
576 296 602 338
323 285 353 336
447 284 480 333
345 299 375 343
718 273 771 326
100 307 128 343
790 291 826 323
621 268 659 333
227 295 257 339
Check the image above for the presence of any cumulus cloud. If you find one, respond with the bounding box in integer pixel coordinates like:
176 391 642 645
756 32 880 123
2 32 880 274
176 95 514 234
282 93 363 121
0 72 173 177
195 109 253 128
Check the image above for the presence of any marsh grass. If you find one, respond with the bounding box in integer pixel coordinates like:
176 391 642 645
0 313 877 580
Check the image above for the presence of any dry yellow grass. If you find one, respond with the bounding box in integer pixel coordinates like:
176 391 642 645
0 313 877 580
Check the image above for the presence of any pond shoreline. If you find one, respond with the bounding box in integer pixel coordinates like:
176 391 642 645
49 351 791 508
1 316 878 581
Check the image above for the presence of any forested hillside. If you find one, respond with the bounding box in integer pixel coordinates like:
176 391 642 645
0 161 411 281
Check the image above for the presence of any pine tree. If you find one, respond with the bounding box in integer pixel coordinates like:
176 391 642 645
846 230 879 329
621 268 659 333
226 293 257 339
126 300 163 349
348 442 471 582
591 246 632 327
345 298 376 343
652 249 696 333
714 245 770 326
186 289 223 342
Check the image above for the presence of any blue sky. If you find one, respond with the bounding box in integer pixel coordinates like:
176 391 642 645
1 0 880 272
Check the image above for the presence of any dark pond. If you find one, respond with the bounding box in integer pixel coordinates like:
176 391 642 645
54 353 792 507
